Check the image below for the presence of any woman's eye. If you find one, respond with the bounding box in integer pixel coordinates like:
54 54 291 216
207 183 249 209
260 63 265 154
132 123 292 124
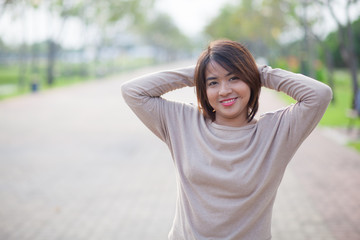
208 81 218 87
229 76 239 81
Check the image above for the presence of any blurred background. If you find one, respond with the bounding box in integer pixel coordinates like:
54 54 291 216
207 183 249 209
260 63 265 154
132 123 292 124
0 0 360 126
1 1 360 239
1 0 359 148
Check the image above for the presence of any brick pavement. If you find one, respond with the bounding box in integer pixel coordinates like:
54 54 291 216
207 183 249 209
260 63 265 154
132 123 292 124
0 62 359 240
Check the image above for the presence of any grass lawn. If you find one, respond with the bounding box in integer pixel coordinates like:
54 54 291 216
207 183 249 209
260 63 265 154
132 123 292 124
0 65 18 85
320 70 360 127
348 142 360 152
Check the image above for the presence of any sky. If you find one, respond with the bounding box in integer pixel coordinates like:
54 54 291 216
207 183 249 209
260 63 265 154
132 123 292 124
154 0 235 37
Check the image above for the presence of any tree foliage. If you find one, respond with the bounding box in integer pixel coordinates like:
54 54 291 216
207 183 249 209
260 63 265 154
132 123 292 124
0 0 162 87
136 13 193 61
322 24 360 69
0 0 15 17
204 0 291 59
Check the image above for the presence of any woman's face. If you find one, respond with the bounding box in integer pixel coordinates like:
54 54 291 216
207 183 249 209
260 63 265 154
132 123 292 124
205 61 251 127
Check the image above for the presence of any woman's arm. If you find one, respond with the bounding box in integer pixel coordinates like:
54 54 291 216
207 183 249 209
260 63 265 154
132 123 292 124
258 65 333 146
121 66 195 140
258 65 332 106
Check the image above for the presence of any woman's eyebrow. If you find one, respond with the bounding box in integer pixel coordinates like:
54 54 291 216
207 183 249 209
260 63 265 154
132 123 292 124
206 76 217 81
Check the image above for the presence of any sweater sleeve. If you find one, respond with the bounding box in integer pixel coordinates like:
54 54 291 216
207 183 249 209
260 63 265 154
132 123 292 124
258 65 333 149
121 66 195 141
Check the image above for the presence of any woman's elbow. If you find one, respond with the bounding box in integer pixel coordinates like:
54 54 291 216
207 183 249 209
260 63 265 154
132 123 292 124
121 82 128 97
316 84 333 106
322 84 333 103
121 81 135 103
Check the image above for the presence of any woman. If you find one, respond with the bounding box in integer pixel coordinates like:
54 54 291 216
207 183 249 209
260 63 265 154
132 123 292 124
121 40 332 240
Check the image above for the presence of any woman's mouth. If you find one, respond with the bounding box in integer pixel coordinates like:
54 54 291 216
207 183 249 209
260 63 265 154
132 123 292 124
220 97 237 106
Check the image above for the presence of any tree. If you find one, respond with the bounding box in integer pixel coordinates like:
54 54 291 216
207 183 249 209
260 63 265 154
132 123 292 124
0 0 15 18
75 0 155 77
316 0 359 109
1 0 158 90
204 0 288 60
31 0 155 85
296 0 316 77
137 13 193 62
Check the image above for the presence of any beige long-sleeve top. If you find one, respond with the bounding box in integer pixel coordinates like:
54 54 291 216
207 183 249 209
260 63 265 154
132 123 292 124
121 65 332 240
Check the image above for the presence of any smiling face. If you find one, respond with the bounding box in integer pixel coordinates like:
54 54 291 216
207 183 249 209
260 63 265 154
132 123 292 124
205 61 251 127
194 40 261 125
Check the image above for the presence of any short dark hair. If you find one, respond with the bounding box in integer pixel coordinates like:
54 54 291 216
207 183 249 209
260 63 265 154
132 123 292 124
194 39 261 122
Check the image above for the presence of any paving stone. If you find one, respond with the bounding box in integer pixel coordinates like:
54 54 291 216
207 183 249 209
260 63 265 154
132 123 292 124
0 62 359 240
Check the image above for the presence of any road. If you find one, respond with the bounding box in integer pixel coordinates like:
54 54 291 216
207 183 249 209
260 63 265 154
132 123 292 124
0 61 359 240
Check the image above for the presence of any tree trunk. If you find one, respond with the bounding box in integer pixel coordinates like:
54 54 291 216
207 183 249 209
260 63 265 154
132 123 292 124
325 50 335 103
47 40 56 86
300 0 315 77
327 0 359 109
345 12 359 109
18 44 27 90
18 5 27 90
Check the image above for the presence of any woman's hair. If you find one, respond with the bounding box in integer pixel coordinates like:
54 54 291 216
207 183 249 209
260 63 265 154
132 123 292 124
194 39 261 122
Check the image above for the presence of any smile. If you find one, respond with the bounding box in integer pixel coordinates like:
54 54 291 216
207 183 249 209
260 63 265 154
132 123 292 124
220 97 237 106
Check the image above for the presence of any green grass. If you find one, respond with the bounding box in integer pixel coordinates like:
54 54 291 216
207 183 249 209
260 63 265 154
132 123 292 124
320 70 360 127
348 141 360 152
0 66 18 85
279 69 360 127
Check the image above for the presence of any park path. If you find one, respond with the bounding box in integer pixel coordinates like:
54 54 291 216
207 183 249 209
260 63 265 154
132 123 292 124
0 61 359 240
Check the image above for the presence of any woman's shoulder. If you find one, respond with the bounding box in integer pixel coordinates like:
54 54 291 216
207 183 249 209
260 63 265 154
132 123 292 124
257 105 292 126
164 100 201 121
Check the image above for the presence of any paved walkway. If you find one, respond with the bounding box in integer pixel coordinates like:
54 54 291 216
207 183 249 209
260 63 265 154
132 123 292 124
0 62 359 240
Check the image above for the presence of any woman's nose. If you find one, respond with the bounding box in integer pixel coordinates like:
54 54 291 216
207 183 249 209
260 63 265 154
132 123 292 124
219 82 232 96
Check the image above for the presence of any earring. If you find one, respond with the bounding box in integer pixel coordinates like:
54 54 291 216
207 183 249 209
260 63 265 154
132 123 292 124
212 109 216 112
